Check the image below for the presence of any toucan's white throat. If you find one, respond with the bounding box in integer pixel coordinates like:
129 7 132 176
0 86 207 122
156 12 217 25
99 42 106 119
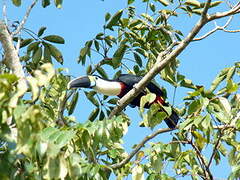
93 78 122 96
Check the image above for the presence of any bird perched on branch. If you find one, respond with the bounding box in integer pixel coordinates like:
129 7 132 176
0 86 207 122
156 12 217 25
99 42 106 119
68 74 179 128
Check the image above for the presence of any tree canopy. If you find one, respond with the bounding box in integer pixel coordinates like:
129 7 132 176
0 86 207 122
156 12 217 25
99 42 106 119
0 0 240 179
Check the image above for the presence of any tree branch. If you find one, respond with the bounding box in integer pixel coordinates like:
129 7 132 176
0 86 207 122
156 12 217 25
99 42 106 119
193 16 233 41
110 127 176 169
189 139 213 180
12 0 38 36
109 1 240 119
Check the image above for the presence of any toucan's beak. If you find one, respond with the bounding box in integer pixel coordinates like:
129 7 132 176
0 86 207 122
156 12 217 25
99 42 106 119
68 76 91 89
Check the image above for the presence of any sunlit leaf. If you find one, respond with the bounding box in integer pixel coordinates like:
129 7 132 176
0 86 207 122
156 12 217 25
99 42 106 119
185 0 201 7
157 0 169 6
54 0 62 8
12 0 21 6
106 10 123 29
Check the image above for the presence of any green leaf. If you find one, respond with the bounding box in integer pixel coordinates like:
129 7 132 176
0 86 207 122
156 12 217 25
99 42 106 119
55 130 75 148
140 93 156 113
134 52 142 67
20 38 34 48
26 76 39 101
44 43 63 64
210 67 228 92
96 33 104 40
132 165 144 180
185 0 201 7
32 47 42 63
218 97 231 114
54 0 63 8
38 26 47 37
210 1 223 8
96 67 108 79
27 42 40 52
188 99 202 115
68 91 79 115
106 10 123 29
105 12 111 22
43 46 52 62
42 0 50 8
94 40 100 51
41 127 59 140
157 0 169 6
149 3 156 12
85 91 99 106
128 0 135 4
88 108 100 121
180 78 196 89
12 0 21 6
226 79 238 93
43 35 65 44
112 44 127 68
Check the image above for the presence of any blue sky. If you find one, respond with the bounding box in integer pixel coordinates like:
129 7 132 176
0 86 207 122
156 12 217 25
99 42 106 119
6 0 240 179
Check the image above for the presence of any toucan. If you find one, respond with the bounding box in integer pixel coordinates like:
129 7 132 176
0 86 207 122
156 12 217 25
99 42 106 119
68 74 179 128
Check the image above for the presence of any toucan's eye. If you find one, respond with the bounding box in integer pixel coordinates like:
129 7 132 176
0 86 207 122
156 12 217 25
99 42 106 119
95 76 99 80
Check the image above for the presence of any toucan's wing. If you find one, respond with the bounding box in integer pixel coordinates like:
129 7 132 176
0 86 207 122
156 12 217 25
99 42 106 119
117 74 164 97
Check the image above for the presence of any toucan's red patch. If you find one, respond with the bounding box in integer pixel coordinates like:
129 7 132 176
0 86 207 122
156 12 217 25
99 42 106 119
154 96 165 105
118 82 127 97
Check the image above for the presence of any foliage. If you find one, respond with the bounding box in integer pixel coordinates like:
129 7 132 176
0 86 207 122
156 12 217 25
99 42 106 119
0 0 239 180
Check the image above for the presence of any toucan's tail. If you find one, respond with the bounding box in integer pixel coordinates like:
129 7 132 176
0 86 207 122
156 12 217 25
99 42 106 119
164 110 179 128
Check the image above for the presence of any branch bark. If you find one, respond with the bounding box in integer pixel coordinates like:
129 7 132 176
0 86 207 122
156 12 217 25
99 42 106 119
0 21 25 79
110 126 176 169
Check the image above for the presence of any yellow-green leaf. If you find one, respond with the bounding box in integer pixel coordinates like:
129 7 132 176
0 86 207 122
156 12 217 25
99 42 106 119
12 0 21 6
185 0 201 7
157 0 169 6
106 10 123 29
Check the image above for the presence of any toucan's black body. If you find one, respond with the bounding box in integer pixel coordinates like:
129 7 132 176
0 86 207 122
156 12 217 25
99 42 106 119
68 74 179 128
116 74 166 108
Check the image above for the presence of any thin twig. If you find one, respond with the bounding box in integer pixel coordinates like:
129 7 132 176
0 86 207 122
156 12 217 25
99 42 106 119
110 126 176 169
189 139 213 180
12 0 38 36
193 16 233 41
207 130 223 168
57 90 75 126
3 0 8 25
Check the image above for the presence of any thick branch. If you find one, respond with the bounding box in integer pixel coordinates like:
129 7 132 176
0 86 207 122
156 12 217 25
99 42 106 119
110 127 176 169
0 21 25 79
